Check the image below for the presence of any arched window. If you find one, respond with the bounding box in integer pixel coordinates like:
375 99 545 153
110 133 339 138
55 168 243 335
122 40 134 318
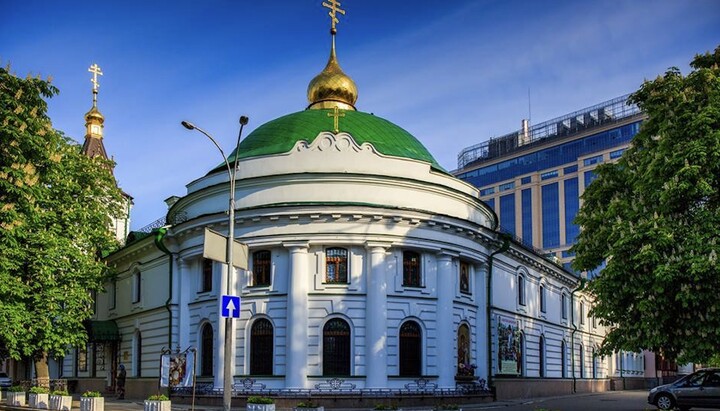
252 251 271 286
201 259 213 293
539 335 546 377
323 318 351 376
250 319 274 375
579 344 585 378
561 293 568 320
200 323 213 376
539 285 546 313
399 321 422 376
325 248 348 283
518 274 526 306
459 262 470 294
134 331 142 377
561 340 567 378
457 324 471 375
402 251 421 287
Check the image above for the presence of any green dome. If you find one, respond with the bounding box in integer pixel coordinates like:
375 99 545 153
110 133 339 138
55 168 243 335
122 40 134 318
220 109 445 173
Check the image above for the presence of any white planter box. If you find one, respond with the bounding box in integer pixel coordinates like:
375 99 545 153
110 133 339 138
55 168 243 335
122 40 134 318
247 403 276 411
144 400 171 411
7 391 26 406
80 396 105 411
50 394 73 410
30 392 50 409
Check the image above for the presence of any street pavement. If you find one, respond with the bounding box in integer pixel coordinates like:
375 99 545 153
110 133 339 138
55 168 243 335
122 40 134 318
3 390 716 411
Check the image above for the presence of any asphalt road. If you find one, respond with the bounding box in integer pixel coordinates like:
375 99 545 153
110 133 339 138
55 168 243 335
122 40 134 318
468 390 718 411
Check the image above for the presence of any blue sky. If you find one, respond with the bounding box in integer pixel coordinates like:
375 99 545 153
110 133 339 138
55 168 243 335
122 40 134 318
2 1 719 230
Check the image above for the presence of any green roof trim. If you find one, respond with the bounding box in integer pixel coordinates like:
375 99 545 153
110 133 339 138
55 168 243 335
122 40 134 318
215 110 445 173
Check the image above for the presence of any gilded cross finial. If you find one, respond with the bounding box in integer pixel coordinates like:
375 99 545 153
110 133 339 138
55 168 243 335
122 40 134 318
328 106 345 133
322 0 345 33
88 63 103 106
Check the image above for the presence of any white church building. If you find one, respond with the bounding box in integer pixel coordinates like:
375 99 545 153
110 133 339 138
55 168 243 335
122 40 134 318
59 4 642 402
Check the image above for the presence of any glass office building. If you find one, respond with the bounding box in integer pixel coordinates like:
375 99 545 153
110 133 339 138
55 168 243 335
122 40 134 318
454 94 644 277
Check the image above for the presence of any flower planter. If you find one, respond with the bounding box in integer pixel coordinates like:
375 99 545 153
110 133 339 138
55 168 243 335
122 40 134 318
7 391 26 407
50 394 73 410
295 407 324 411
144 399 171 411
80 396 105 411
248 403 276 411
29 392 50 409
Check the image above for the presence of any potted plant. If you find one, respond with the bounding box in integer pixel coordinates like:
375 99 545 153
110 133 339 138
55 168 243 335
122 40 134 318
50 389 73 410
373 404 400 411
6 385 26 407
435 404 461 411
247 396 275 411
144 394 171 411
295 400 324 411
80 390 104 411
29 386 50 409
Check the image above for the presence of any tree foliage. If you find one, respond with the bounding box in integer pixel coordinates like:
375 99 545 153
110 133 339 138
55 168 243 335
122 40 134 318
572 47 720 363
0 67 124 364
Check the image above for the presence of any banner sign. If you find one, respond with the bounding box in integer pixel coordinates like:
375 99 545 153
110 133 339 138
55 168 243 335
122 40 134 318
497 315 521 375
160 352 195 388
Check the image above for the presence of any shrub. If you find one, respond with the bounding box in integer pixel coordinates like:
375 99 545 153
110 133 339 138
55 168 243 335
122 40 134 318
29 386 50 394
374 404 398 410
147 394 169 401
52 389 70 396
297 400 320 408
8 385 24 392
82 391 102 397
435 404 459 411
248 396 275 404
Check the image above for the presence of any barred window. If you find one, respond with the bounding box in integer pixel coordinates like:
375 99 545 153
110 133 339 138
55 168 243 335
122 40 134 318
326 248 348 283
200 323 213 376
323 319 350 376
200 259 213 293
403 251 421 287
399 321 422 376
252 251 271 286
250 319 274 375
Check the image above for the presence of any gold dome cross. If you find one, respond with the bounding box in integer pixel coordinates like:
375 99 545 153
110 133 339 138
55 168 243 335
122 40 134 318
328 106 345 133
322 0 345 33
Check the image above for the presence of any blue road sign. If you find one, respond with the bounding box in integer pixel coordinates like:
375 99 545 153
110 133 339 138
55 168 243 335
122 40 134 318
221 295 241 318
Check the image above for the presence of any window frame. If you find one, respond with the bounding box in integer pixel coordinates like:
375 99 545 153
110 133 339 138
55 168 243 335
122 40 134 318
322 318 351 376
539 284 546 313
402 251 422 287
561 293 568 320
132 271 141 304
200 323 214 377
252 250 272 287
325 247 349 284
200 258 213 293
517 273 526 306
399 320 422 377
250 318 274 375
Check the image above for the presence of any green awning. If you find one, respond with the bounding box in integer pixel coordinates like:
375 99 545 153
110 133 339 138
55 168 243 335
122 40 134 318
85 320 120 342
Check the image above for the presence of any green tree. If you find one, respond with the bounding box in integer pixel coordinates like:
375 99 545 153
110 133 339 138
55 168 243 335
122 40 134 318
0 67 124 382
572 47 720 363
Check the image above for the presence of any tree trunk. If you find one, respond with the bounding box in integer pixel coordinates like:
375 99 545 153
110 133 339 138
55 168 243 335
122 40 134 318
34 352 50 388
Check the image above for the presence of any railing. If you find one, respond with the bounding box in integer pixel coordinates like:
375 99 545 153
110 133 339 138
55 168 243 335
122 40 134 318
457 94 642 169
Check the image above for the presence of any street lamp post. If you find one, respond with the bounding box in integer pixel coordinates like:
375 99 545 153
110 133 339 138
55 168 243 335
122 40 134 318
182 116 249 411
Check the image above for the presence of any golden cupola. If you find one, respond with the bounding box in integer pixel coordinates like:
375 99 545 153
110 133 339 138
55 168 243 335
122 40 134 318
307 1 357 111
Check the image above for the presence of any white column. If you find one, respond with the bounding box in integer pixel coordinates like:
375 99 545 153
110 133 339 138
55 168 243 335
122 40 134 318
214 261 228 388
284 242 309 388
436 252 456 387
365 243 390 388
474 263 488 381
178 258 191 351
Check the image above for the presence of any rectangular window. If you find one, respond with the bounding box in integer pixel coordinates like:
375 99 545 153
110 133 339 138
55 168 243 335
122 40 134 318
540 170 558 180
580 302 586 324
564 178 580 244
109 280 116 310
562 294 568 320
541 183 560 248
499 193 516 236
563 165 578 174
521 188 533 248
200 258 213 293
132 272 141 303
584 170 597 188
561 250 575 258
77 345 88 373
485 197 495 211
518 275 526 306
540 285 546 313
326 248 348 283
459 261 470 294
479 187 495 196
583 155 604 166
499 182 515 191
609 148 625 159
520 176 532 185
403 251 422 287
252 251 272 286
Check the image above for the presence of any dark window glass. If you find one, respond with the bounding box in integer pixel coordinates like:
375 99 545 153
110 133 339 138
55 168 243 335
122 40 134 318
539 336 545 377
403 251 421 287
479 187 495 196
518 275 526 306
584 170 597 188
499 182 515 191
326 248 348 283
592 348 597 378
252 251 271 286
609 148 625 159
540 285 546 313
580 302 585 324
521 188 533 247
399 321 422 377
542 183 560 248
562 294 568 319
250 319 273 375
499 193 516 235
580 344 585 378
201 324 213 376
540 170 558 180
201 259 213 293
583 155 603 166
561 340 567 378
520 176 532 184
323 319 350 376
563 165 578 174
564 178 580 244
133 272 141 303
135 332 142 377
459 262 470 294
485 197 495 211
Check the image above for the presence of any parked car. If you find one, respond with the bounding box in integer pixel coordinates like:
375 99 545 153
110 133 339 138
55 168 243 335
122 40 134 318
0 372 12 389
648 368 720 410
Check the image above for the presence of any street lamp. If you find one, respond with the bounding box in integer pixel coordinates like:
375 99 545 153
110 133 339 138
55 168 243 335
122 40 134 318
182 116 249 411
